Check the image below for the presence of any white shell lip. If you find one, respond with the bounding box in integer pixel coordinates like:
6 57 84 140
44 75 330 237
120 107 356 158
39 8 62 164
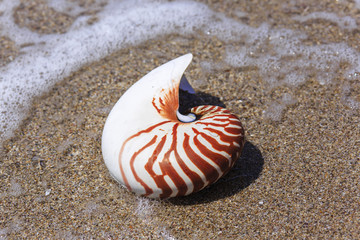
101 53 194 188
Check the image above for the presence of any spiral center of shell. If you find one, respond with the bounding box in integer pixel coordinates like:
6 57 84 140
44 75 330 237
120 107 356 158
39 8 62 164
176 110 196 123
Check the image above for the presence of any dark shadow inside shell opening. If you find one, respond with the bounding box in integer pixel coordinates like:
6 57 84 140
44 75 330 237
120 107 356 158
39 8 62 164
178 83 226 117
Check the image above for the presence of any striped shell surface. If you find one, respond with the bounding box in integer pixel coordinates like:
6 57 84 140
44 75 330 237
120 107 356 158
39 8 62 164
102 53 245 199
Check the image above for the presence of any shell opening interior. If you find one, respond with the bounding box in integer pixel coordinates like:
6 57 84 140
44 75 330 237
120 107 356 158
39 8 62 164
179 75 195 94
177 74 198 123
176 110 197 123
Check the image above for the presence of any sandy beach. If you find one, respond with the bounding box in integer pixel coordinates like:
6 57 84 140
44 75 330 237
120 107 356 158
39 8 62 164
1 0 359 239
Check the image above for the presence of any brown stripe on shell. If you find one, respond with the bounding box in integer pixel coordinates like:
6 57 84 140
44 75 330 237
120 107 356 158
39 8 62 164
118 105 244 198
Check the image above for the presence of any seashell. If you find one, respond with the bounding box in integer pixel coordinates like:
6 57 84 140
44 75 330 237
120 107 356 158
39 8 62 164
102 53 245 199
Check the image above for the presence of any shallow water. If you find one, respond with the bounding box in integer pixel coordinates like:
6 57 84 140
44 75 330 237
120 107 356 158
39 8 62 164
1 0 359 142
1 0 360 238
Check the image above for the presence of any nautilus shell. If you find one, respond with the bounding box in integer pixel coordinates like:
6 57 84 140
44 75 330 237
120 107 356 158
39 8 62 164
102 53 245 199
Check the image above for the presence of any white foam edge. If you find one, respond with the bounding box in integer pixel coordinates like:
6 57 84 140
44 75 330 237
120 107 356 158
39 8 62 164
0 0 213 141
355 0 360 9
224 30 360 87
292 11 358 30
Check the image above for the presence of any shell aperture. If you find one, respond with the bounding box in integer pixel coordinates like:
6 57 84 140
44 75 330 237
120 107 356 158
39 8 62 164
102 53 245 199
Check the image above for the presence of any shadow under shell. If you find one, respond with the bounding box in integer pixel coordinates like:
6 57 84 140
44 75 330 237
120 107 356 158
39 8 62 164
167 141 264 205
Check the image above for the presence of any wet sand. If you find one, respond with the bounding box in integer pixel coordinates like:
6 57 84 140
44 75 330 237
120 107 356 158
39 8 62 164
1 0 360 239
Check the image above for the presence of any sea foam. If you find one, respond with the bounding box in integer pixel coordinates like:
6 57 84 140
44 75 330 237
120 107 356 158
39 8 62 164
0 0 212 141
292 12 358 30
0 0 359 144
